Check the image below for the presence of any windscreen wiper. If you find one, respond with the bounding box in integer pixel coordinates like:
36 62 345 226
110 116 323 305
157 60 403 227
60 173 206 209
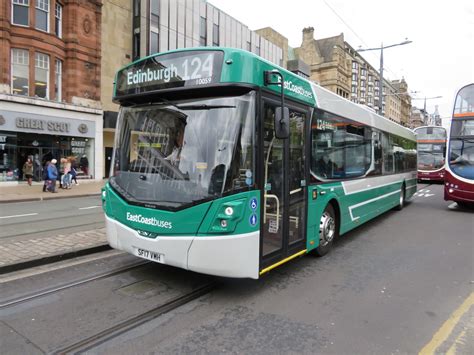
176 104 236 110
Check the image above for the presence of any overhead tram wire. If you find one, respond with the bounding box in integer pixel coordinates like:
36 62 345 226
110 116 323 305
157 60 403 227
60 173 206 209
322 0 404 80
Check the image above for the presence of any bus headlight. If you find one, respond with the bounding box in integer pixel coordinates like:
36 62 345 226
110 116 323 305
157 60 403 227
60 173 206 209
224 207 234 216
220 219 228 228
449 188 454 193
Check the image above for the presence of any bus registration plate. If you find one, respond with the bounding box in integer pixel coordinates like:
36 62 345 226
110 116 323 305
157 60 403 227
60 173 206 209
134 247 164 263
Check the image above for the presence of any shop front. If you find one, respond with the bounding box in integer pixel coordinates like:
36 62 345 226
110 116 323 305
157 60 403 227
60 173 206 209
0 105 99 183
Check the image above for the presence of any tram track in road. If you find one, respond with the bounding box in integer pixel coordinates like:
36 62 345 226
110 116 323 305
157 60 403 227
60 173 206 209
0 260 150 309
51 281 218 355
0 209 103 228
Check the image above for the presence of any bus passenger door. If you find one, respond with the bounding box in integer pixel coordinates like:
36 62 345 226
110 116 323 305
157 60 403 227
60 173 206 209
261 101 307 270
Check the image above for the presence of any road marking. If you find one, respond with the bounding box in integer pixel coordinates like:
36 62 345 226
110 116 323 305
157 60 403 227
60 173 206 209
0 213 38 219
446 329 467 355
419 292 474 355
79 206 101 210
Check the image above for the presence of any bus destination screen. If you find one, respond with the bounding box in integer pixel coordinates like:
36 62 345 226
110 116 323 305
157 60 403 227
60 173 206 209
115 50 224 98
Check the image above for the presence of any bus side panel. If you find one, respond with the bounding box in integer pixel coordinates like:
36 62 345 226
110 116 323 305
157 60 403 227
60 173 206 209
308 173 417 241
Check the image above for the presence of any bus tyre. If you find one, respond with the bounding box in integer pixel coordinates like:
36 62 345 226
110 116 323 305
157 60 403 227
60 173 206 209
394 184 406 211
313 204 338 257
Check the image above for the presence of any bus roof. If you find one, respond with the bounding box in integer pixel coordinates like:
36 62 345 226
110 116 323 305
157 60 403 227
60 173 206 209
114 47 415 141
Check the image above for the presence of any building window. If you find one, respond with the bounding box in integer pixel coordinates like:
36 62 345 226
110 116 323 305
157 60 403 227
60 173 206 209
133 32 140 60
246 41 251 51
361 68 367 76
360 80 366 87
351 85 357 94
55 3 62 37
55 59 62 101
212 23 219 46
352 73 357 82
11 48 29 96
12 0 29 26
352 61 358 70
149 0 159 54
200 17 207 46
132 0 140 59
35 0 49 32
35 52 49 99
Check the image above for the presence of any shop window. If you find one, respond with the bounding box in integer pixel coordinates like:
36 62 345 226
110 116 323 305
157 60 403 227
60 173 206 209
55 3 62 37
12 0 29 26
35 52 49 99
0 133 18 182
35 0 49 32
11 48 29 96
55 59 62 101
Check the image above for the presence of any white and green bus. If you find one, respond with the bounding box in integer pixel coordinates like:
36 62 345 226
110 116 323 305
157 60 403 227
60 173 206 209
102 47 417 279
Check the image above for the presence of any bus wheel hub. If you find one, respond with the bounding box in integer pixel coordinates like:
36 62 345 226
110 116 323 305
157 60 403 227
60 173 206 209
320 212 335 246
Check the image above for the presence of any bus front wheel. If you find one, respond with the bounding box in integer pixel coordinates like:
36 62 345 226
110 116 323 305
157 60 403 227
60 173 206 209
394 184 406 211
313 204 338 257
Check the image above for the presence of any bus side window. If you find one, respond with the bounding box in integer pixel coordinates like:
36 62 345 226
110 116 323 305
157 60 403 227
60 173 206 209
372 131 383 175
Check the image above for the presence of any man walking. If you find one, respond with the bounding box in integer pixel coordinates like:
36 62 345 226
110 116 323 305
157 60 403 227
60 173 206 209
47 159 59 193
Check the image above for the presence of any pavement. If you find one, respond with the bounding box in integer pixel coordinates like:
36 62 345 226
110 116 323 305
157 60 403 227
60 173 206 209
0 179 106 203
0 179 110 274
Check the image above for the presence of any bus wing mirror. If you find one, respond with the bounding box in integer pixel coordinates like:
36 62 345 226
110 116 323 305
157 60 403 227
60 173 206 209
275 107 289 139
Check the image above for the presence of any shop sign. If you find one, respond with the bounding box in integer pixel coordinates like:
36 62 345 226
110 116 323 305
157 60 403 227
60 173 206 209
16 118 71 133
0 110 96 138
71 140 87 154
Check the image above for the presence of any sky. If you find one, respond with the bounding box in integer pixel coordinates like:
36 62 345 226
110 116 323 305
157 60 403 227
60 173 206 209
209 0 474 126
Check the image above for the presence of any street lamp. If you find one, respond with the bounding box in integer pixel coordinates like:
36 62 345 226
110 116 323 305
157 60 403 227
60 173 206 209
357 39 412 116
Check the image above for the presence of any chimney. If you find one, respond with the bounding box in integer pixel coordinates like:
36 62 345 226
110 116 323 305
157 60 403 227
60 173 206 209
303 27 315 42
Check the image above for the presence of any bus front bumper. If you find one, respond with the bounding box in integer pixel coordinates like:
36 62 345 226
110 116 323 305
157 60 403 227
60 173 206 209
105 216 260 279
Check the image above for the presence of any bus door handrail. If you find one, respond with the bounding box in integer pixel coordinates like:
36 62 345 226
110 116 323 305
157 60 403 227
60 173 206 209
264 194 280 232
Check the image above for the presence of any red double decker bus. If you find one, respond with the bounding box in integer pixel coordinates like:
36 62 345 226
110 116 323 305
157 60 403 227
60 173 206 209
414 126 446 183
445 83 474 207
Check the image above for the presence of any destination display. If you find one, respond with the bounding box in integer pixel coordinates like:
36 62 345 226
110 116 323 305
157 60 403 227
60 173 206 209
115 50 224 98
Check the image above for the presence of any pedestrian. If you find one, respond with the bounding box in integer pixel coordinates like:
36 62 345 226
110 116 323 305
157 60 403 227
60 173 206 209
80 154 89 178
22 157 34 186
59 157 66 188
62 157 72 189
70 157 79 185
42 160 50 192
47 159 58 193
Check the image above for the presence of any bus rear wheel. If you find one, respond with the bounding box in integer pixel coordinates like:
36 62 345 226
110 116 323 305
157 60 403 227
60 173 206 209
313 204 338 257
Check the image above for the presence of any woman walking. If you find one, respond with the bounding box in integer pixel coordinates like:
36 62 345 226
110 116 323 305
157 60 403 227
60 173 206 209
22 157 34 186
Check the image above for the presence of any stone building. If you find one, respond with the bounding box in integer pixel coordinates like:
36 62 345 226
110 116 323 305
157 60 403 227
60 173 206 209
0 0 103 183
292 27 411 124
101 0 132 178
409 107 427 129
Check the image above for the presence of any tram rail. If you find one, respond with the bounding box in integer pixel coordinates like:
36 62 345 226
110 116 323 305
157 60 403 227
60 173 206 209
51 282 217 354
0 260 149 309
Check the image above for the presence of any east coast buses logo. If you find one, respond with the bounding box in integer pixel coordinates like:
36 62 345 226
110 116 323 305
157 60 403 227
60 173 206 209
283 80 313 99
126 212 172 229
